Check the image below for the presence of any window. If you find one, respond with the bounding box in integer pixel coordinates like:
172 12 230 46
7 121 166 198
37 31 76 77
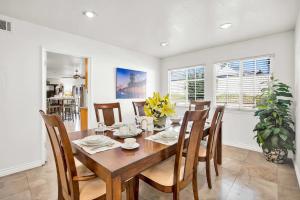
215 56 272 109
168 66 205 106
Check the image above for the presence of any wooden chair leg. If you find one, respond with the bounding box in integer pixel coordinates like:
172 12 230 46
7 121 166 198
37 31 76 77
57 179 63 200
206 160 212 189
214 155 219 176
192 169 199 200
126 181 130 200
173 186 180 200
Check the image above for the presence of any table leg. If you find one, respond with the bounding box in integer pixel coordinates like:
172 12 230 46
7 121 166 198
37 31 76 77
217 121 222 165
106 176 122 200
126 176 139 200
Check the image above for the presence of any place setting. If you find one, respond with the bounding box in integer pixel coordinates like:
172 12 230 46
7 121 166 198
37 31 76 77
72 135 122 154
145 129 189 145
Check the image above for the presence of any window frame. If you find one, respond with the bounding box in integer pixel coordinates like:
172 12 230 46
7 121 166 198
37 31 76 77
168 65 205 107
214 55 273 111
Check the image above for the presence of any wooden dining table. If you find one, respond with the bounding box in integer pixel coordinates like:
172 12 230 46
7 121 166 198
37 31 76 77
69 124 222 200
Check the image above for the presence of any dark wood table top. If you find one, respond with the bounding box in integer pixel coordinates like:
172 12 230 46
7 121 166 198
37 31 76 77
69 125 210 180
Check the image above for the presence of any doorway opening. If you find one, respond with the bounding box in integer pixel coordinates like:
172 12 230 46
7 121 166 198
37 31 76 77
45 51 89 132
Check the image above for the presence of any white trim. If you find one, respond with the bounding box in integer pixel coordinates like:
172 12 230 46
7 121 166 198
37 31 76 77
293 160 300 188
41 47 47 163
223 141 262 152
0 160 44 177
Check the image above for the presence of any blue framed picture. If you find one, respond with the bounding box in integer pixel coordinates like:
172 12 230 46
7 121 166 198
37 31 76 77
116 67 147 99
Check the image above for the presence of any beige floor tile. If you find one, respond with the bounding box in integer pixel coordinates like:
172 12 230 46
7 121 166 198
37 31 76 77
222 157 244 176
1 145 299 199
245 151 278 169
0 172 27 183
25 161 57 200
277 168 299 188
29 182 57 200
277 159 294 173
0 173 29 199
278 185 300 200
196 173 235 200
239 161 277 183
227 176 278 200
223 145 249 162
0 190 31 200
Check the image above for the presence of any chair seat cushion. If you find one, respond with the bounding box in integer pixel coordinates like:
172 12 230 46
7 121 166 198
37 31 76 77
76 160 106 200
140 156 184 187
79 177 106 200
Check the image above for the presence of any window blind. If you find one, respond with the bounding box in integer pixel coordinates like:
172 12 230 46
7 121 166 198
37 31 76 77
168 66 205 106
215 56 271 109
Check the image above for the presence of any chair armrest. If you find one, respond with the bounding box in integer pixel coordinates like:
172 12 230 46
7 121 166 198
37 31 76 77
73 174 96 181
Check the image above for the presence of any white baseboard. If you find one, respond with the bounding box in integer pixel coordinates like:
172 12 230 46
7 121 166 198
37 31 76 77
293 161 300 188
223 142 296 159
0 160 45 177
223 141 262 152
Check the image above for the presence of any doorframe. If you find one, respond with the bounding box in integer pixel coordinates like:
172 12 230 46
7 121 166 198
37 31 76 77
41 47 92 163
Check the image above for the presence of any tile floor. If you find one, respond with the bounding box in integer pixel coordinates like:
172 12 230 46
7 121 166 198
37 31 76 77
0 145 299 200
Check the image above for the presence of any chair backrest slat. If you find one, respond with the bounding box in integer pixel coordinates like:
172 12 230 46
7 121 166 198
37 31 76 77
174 109 208 184
39 110 79 200
207 106 225 159
94 103 122 126
189 100 211 111
132 101 146 116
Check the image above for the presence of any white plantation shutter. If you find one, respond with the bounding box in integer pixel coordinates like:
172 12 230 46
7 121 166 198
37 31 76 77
168 66 205 105
215 56 271 109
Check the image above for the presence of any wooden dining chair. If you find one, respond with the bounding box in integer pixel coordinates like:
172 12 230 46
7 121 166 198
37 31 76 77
136 109 209 200
132 101 146 116
189 100 211 111
39 110 106 200
198 106 225 189
94 103 122 126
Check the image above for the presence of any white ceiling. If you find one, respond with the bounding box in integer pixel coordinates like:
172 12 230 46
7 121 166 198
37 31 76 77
47 52 85 78
0 0 299 58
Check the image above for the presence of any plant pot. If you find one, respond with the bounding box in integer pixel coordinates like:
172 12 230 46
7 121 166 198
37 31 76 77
263 147 288 164
154 117 167 128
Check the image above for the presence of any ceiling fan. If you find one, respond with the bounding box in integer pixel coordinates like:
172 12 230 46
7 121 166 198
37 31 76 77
62 69 85 79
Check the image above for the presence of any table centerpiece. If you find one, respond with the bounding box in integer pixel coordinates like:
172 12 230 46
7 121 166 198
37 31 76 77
144 92 175 128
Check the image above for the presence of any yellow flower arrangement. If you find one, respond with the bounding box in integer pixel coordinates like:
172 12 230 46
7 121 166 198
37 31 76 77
144 92 176 121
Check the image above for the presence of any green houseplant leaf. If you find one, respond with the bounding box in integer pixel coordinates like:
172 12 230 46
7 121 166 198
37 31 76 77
253 76 295 153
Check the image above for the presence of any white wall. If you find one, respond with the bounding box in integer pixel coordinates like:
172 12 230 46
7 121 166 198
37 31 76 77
294 12 300 186
0 15 160 176
161 31 295 152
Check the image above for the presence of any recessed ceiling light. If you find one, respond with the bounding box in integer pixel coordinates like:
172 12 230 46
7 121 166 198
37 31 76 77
83 11 96 18
160 42 169 47
220 23 232 29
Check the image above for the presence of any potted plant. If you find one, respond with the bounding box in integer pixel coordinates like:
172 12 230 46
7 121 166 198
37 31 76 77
253 77 295 163
144 92 175 128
